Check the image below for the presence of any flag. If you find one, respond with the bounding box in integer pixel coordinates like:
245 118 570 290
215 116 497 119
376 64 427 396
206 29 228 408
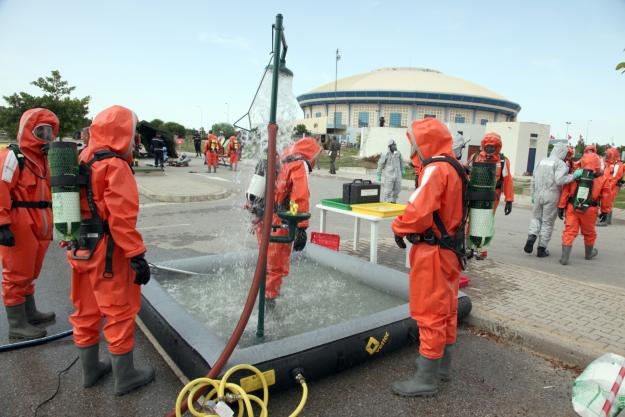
549 134 555 139
568 134 572 140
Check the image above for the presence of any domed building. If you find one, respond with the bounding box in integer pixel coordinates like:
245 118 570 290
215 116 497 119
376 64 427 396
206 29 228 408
297 67 521 129
296 67 549 176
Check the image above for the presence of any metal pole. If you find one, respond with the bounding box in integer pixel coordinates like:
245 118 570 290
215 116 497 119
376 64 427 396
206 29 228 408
565 121 571 141
257 13 283 339
334 49 339 130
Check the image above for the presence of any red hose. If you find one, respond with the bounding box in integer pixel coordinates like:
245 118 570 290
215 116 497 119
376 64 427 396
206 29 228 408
164 123 278 417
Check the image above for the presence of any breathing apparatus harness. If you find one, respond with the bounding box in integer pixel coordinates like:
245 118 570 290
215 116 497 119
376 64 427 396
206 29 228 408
53 150 131 277
470 151 506 190
408 156 470 269
568 169 602 212
6 144 52 210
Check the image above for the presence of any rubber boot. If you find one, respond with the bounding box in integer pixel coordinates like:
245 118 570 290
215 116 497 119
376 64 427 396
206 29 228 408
585 245 598 260
438 344 454 382
111 351 155 395
5 303 46 340
597 219 607 227
392 356 440 397
536 246 550 258
79 345 112 388
523 234 537 254
607 212 612 225
24 294 55 325
559 245 572 265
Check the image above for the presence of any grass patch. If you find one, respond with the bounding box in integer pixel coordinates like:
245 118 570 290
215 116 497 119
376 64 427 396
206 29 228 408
614 191 625 209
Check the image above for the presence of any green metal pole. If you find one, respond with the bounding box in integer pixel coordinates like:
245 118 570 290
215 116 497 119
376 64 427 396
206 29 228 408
257 13 284 339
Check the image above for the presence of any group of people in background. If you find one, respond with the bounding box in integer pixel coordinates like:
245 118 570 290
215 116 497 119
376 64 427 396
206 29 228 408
525 142 623 265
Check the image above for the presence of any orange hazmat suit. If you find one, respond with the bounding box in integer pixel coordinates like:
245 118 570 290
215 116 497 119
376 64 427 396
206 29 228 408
227 136 241 165
392 119 463 360
559 152 612 247
204 134 220 168
67 105 146 354
0 108 58 306
256 137 321 299
470 133 513 212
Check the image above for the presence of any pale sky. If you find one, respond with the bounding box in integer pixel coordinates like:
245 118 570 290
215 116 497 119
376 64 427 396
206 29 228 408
1 0 624 143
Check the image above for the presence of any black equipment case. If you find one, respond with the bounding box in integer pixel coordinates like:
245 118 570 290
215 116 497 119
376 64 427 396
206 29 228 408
342 179 381 204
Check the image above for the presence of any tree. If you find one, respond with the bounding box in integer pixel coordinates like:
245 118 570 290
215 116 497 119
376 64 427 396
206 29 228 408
210 122 236 138
0 70 90 139
150 119 164 129
293 124 310 137
617 49 625 73
162 121 186 137
574 137 586 156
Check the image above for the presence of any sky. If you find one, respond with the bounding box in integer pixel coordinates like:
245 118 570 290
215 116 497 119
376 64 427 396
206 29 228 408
1 0 624 143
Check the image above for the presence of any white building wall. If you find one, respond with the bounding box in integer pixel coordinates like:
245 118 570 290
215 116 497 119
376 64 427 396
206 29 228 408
299 116 328 135
487 122 550 176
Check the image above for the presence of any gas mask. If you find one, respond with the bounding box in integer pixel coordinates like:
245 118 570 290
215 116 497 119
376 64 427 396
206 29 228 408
389 143 397 153
483 144 496 159
33 124 54 155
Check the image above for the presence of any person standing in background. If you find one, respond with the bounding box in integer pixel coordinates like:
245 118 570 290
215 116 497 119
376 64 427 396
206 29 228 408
328 136 340 174
151 134 165 168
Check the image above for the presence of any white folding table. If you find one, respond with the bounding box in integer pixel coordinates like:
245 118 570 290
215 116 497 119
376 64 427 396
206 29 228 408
315 203 409 266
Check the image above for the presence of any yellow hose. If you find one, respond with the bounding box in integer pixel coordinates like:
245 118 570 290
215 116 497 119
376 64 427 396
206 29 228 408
174 364 307 417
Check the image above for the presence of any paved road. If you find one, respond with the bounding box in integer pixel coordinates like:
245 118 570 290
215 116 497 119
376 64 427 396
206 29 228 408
0 160 604 416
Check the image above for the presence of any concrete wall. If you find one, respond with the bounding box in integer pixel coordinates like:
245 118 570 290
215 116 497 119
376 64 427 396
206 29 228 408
359 127 409 159
299 116 328 135
488 122 550 175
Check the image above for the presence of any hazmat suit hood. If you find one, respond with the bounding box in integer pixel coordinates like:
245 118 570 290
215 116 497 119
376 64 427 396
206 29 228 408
85 105 138 164
286 137 321 169
550 142 569 161
479 132 502 161
580 152 601 173
606 148 619 163
584 145 597 154
405 119 453 161
17 108 59 173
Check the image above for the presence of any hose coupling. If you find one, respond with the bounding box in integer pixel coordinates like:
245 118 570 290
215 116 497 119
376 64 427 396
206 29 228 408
291 367 306 384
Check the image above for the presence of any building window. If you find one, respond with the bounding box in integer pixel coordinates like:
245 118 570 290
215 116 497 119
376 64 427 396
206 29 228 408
334 112 342 126
530 133 538 138
424 114 436 119
480 119 488 126
358 112 369 127
315 112 322 118
454 115 465 123
390 112 402 128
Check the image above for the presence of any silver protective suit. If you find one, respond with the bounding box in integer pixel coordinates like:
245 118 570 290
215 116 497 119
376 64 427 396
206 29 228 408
528 142 575 248
377 146 404 203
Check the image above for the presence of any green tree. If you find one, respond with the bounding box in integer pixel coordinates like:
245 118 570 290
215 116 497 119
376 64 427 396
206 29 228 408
210 122 236 138
150 118 164 129
162 121 186 137
617 49 625 73
293 124 310 137
0 70 90 139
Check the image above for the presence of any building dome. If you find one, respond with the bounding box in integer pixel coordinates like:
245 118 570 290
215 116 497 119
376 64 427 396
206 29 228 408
297 67 520 129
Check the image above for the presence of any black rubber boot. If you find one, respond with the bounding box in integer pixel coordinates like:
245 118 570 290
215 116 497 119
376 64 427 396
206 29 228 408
607 212 613 225
585 245 598 260
523 234 537 254
559 245 572 265
414 345 454 382
5 303 47 340
24 294 55 325
536 246 550 258
79 345 112 388
392 356 440 397
111 351 155 396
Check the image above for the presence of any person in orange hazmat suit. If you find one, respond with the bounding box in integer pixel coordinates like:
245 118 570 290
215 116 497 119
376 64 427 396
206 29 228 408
391 118 466 397
558 152 612 265
0 108 58 340
256 137 321 304
597 148 624 226
67 105 154 395
204 133 221 173
227 135 241 171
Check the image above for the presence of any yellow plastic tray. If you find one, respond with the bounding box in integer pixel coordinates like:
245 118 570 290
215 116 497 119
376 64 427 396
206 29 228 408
350 202 406 217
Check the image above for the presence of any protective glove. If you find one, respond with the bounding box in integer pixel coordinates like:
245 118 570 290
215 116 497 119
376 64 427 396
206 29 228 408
0 224 15 247
293 228 307 252
130 253 151 285
557 207 565 220
376 174 382 182
394 235 406 249
573 169 583 179
406 234 420 245
504 201 512 216
599 212 608 223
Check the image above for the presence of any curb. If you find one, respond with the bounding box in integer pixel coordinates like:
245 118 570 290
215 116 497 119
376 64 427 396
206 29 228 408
137 184 230 203
468 305 604 368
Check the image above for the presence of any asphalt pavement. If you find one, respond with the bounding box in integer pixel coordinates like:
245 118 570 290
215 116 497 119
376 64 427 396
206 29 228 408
0 158 601 416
